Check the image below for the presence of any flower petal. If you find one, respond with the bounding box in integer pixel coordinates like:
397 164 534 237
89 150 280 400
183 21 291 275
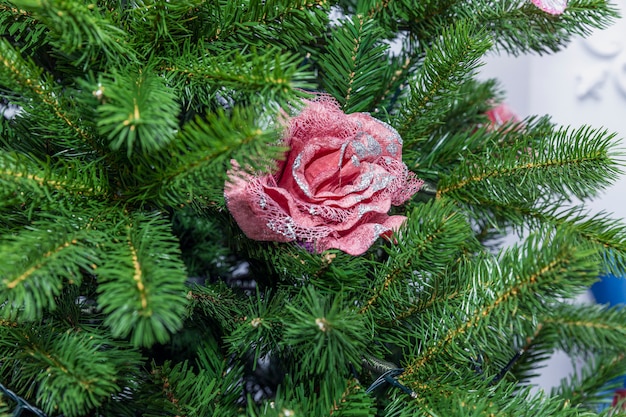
318 215 408 256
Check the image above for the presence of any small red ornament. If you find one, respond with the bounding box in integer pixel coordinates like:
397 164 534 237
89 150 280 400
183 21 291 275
612 388 626 410
485 103 520 128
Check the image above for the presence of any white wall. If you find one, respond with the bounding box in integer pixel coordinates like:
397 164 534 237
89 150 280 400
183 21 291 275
480 1 626 392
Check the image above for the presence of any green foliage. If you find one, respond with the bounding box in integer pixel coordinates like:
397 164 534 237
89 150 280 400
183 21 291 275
200 0 329 49
482 0 619 55
281 286 371 376
95 65 180 156
0 213 98 321
0 397 9 417
96 212 188 347
400 228 599 382
10 0 133 66
225 288 284 366
150 338 243 416
165 45 316 113
0 322 143 417
435 119 623 243
552 353 626 410
140 104 288 207
519 206 626 276
247 376 377 417
397 20 492 149
543 303 626 354
313 15 390 112
0 0 625 416
361 198 479 326
0 152 106 213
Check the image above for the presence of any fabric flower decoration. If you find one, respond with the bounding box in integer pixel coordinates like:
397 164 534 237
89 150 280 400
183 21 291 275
225 95 423 256
530 0 567 15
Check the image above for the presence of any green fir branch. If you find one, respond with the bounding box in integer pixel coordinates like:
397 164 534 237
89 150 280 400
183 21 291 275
445 196 626 273
0 152 107 211
152 339 242 416
138 105 286 208
165 46 315 110
437 124 621 204
244 241 376 295
9 0 134 66
122 0 202 55
407 0 618 56
552 353 626 411
0 36 45 94
396 20 492 147
359 0 430 30
322 378 376 417
0 323 143 417
0 2 47 56
314 14 389 112
0 38 97 154
543 303 626 354
410 79 505 173
0 215 98 321
482 0 620 56
402 228 599 383
359 198 478 323
281 286 371 377
385 381 596 417
226 289 285 366
95 65 180 157
95 212 188 347
274 376 374 417
187 281 246 333
521 206 626 276
248 374 376 417
206 0 329 49
505 325 554 386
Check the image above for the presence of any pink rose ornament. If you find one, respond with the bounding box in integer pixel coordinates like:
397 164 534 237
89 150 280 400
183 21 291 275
530 0 567 15
225 96 423 256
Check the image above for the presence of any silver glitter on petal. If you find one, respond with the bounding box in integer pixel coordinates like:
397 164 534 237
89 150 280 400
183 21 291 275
358 204 376 217
351 155 360 167
372 118 403 144
366 134 382 156
267 217 297 239
390 133 402 145
309 206 317 215
292 153 312 197
352 141 367 159
374 224 389 236
339 142 349 169
371 173 394 192
259 195 267 209
355 171 374 192
351 134 382 160
386 142 398 155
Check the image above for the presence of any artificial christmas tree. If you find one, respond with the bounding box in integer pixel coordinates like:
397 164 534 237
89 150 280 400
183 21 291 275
2 0 626 416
